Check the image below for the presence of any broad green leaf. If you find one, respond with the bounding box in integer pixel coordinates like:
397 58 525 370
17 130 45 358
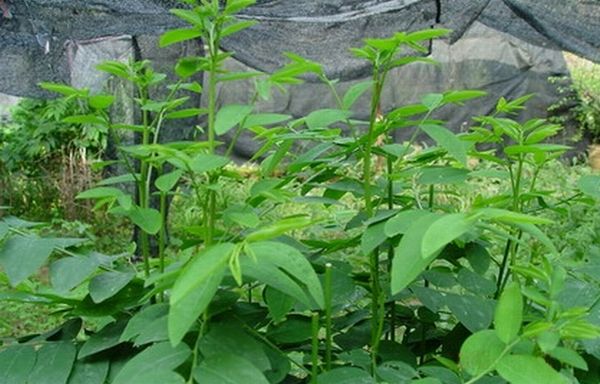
88 94 115 110
457 268 496 296
459 330 506 376
39 82 85 96
194 354 270 384
317 367 375 383
421 93 444 110
221 20 258 38
514 223 558 256
494 282 523 343
170 9 203 26
223 204 260 228
123 371 185 384
496 355 568 384
78 321 127 359
0 236 85 286
155 170 183 192
159 28 202 47
304 109 353 129
243 113 292 128
420 124 467 166
166 108 206 119
391 213 441 294
242 241 324 308
169 243 233 345
0 344 36 384
128 207 162 235
578 175 600 199
478 208 553 225
548 347 588 370
120 304 169 342
421 213 473 258
445 293 495 332
267 315 312 343
376 361 418 383
215 104 254 135
504 144 570 156
63 115 106 125
246 216 313 242
384 210 430 237
50 254 100 293
76 187 124 200
199 323 271 371
361 221 387 255
97 173 137 186
343 81 373 110
188 154 230 173
67 359 109 384
89 270 135 303
265 287 295 323
112 342 191 384
96 61 129 79
442 90 487 104
29 341 77 384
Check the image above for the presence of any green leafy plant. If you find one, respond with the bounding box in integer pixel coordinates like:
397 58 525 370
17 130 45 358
1 1 600 383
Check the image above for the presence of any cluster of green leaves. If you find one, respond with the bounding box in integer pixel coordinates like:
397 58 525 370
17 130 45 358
2 0 600 383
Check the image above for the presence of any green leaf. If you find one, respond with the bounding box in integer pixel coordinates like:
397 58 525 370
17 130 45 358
267 315 313 343
188 154 230 173
76 187 124 200
169 243 233 345
67 359 109 384
0 345 36 384
420 124 467 166
88 94 115 110
242 241 324 309
223 204 260 228
128 207 162 235
215 104 254 135
421 213 473 258
194 354 270 384
96 61 129 79
63 114 106 125
445 293 495 332
304 109 353 129
50 254 100 293
504 144 570 156
122 371 185 384
495 282 523 343
391 213 442 294
159 28 202 47
29 341 77 384
442 90 487 105
246 216 313 242
0 236 84 286
457 268 496 296
384 210 430 237
496 355 568 384
421 93 444 110
265 287 295 323
343 81 373 110
199 322 271 371
221 20 257 38
317 367 375 383
170 9 203 26
39 82 85 97
112 342 191 384
578 175 600 199
478 208 553 225
243 113 292 128
548 347 588 370
89 270 135 303
361 221 387 255
165 108 206 119
155 170 183 192
78 321 127 359
120 304 169 344
459 330 506 376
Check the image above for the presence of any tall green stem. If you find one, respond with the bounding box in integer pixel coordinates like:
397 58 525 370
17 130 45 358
324 263 333 371
139 86 151 277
